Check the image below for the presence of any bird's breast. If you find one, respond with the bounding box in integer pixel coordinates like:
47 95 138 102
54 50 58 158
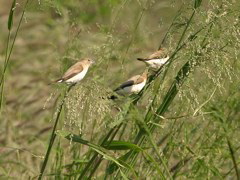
65 68 89 83
146 57 169 68
118 80 146 95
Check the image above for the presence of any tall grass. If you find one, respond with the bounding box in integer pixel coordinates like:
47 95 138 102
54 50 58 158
38 84 75 180
41 0 239 179
1 0 239 179
0 0 30 110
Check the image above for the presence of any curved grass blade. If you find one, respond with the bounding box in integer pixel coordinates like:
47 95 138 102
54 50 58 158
58 131 133 171
142 151 166 180
107 151 133 175
8 0 16 30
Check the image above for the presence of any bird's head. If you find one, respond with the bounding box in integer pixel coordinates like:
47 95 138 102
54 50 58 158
82 58 95 66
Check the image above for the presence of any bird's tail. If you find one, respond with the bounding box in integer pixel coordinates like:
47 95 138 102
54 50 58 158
100 94 118 100
55 78 63 83
137 58 148 61
108 95 118 100
48 78 63 85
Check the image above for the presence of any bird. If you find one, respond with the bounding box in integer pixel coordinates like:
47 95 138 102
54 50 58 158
137 48 169 69
54 58 94 84
110 70 148 99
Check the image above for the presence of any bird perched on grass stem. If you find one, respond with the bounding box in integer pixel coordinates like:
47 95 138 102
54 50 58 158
110 70 148 99
54 58 94 84
137 48 169 70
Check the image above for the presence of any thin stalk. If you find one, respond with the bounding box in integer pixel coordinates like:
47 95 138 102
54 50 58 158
38 84 75 180
141 121 172 179
78 126 118 179
85 103 135 179
87 124 122 179
213 111 240 180
118 123 128 141
158 4 184 49
80 102 139 179
121 6 145 66
227 139 240 180
176 10 196 49
0 0 30 109
0 33 11 107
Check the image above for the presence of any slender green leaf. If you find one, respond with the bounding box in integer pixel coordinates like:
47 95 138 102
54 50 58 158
107 151 134 174
8 0 16 30
57 131 132 170
119 169 129 180
103 141 143 151
194 0 202 9
142 151 166 180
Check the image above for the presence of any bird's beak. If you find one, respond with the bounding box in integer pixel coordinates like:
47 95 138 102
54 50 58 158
91 60 95 64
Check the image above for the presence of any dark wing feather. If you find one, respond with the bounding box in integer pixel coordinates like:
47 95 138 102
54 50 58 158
137 58 148 61
114 75 145 91
114 80 135 91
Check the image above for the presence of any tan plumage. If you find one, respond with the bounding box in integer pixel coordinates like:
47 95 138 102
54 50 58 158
137 48 169 69
113 70 148 97
55 58 94 84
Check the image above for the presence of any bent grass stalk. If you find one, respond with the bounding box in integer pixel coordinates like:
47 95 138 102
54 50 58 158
158 4 184 50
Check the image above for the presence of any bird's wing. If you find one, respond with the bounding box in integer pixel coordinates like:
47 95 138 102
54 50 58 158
61 63 84 81
137 49 168 61
114 75 144 91
114 80 134 91
148 49 168 59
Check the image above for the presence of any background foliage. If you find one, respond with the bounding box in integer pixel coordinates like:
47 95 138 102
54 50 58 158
0 0 239 179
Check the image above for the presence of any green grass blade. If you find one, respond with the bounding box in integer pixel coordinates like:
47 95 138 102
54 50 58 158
142 151 166 180
60 131 133 171
211 110 240 180
103 141 143 151
0 0 30 111
107 151 133 175
139 119 172 179
8 0 16 30
194 0 202 9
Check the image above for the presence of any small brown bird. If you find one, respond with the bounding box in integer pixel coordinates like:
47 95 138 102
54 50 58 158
55 58 94 84
111 70 148 99
137 48 169 69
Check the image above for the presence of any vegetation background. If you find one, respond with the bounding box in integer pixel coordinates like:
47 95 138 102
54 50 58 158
0 0 239 179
